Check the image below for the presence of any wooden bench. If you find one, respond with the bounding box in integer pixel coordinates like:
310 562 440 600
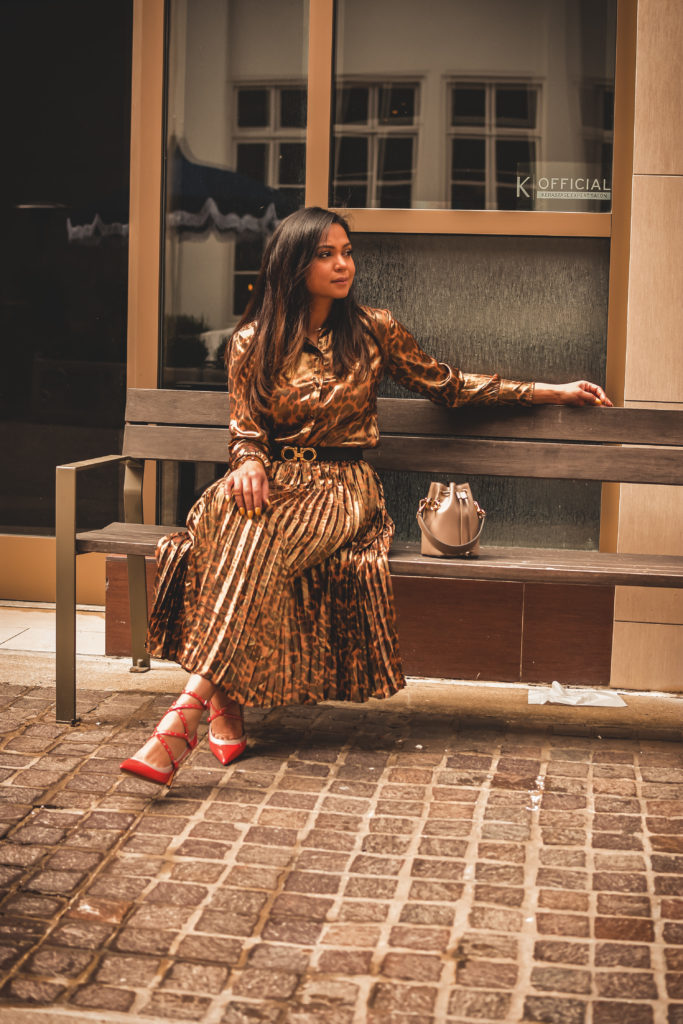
55 387 683 723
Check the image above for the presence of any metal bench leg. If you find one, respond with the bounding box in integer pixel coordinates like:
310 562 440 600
127 554 150 673
55 466 77 723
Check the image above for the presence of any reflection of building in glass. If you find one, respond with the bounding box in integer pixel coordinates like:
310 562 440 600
233 84 307 314
581 80 614 187
448 81 540 210
334 0 616 212
162 0 617 343
332 83 419 209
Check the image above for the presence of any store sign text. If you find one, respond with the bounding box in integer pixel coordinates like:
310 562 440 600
517 174 611 202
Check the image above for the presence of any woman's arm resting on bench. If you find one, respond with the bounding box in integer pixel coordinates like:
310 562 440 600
532 381 613 406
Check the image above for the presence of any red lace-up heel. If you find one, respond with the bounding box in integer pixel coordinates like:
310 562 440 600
120 690 209 786
208 700 247 766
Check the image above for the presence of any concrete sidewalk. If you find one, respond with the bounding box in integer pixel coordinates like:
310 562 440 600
1 644 683 1023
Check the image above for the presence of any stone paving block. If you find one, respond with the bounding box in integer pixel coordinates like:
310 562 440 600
141 990 213 1019
344 876 397 899
456 960 518 989
162 960 230 993
370 981 437 1014
2 975 67 1003
538 891 590 913
592 1003 655 1023
382 952 443 982
523 994 587 1023
338 901 389 922
3 892 65 917
474 884 524 907
50 919 115 948
71 983 136 1011
457 932 517 961
536 912 590 938
530 966 591 994
232 967 299 998
594 916 655 941
447 988 510 1018
248 943 311 972
317 948 372 973
262 917 324 944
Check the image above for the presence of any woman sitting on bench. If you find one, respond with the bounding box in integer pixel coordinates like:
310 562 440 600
120 206 611 787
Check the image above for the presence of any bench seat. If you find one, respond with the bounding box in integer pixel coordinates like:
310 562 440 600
77 522 683 589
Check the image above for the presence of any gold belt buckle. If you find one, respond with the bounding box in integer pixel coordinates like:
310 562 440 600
281 445 317 462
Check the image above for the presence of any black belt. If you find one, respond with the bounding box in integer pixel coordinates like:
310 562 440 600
273 444 364 463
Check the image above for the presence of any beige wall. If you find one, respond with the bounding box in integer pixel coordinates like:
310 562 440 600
611 0 683 690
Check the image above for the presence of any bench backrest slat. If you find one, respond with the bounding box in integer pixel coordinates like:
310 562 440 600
126 388 230 426
122 423 683 485
125 388 683 446
377 398 683 445
123 424 231 462
368 437 683 485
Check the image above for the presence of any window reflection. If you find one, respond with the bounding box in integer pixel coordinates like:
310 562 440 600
333 0 616 211
161 0 308 397
332 81 418 208
160 0 308 522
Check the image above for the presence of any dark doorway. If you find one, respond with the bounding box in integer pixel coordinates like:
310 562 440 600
0 0 134 534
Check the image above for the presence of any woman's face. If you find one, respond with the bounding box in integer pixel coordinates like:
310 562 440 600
305 223 355 303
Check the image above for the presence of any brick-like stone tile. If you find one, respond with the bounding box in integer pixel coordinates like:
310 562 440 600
71 984 135 1011
595 942 651 968
370 981 437 1014
534 941 590 965
596 971 658 998
447 988 511 1018
593 1002 654 1023
523 995 587 1024
231 967 299 998
141 991 212 1020
457 960 518 988
530 966 592 994
382 951 443 982
595 917 655 942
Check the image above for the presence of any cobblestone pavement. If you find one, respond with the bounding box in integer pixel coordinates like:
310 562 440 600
1 682 683 1023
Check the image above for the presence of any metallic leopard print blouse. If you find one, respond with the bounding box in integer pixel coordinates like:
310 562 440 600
228 307 534 469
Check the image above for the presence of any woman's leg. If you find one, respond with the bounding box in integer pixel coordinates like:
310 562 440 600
208 687 245 740
127 673 217 771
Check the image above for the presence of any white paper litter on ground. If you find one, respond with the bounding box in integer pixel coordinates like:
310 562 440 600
528 680 627 707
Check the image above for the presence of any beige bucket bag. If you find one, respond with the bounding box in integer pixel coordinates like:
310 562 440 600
416 482 486 558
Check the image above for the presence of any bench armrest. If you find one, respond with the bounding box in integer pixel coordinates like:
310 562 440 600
56 455 146 532
55 454 128 473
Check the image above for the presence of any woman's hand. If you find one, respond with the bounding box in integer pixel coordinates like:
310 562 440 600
225 459 269 518
532 381 613 407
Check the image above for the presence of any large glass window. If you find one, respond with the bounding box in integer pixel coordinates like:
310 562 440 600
333 0 616 211
159 0 308 521
161 0 308 394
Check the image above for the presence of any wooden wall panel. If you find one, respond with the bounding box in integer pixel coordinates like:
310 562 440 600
633 0 683 175
106 560 616 687
391 577 523 681
624 177 683 402
612 621 683 691
521 584 615 685
105 555 156 657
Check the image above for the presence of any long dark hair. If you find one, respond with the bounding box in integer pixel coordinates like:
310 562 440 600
229 207 374 415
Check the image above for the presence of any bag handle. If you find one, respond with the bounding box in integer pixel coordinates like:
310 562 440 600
416 508 486 556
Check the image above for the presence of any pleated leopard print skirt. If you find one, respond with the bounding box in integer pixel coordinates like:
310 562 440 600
145 459 406 707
